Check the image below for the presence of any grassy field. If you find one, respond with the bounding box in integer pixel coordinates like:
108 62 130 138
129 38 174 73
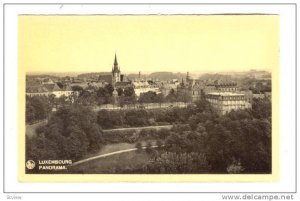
84 140 157 159
68 140 160 173
25 120 47 138
69 149 152 174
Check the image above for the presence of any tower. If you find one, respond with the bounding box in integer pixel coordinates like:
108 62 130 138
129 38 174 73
186 72 190 81
112 53 121 84
112 88 119 105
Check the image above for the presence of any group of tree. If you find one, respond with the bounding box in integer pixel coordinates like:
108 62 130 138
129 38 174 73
140 97 271 174
97 109 156 129
26 106 104 173
71 84 138 106
70 84 193 106
96 105 194 129
164 88 192 103
26 92 272 174
72 84 114 105
26 96 52 124
26 93 79 124
249 81 271 94
138 91 164 103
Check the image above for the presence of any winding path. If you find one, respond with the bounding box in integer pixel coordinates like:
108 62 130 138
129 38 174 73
103 125 172 133
70 145 161 167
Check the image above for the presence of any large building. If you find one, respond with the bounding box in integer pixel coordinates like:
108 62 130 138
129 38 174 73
206 92 251 115
132 78 160 96
26 79 74 97
181 72 252 114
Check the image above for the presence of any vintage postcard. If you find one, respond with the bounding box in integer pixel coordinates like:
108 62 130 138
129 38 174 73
19 14 279 182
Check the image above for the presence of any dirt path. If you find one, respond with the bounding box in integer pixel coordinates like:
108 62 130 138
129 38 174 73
70 145 161 167
103 125 172 133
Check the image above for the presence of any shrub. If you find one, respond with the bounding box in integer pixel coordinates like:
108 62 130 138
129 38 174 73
156 140 163 148
146 142 152 149
135 142 142 149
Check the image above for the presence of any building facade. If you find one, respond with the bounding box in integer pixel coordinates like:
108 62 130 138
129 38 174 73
206 92 251 115
132 80 160 96
26 82 74 97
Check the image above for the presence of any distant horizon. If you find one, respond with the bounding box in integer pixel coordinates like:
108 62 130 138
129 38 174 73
26 68 272 75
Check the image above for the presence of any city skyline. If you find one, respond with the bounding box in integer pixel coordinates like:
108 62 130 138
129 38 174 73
19 15 278 73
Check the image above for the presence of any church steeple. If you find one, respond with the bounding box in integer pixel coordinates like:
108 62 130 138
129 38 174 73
113 53 120 73
114 53 118 66
112 53 121 84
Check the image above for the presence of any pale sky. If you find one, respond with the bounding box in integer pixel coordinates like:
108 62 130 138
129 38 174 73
19 15 279 73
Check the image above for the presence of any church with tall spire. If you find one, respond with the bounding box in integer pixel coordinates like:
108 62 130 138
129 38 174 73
98 53 128 88
112 53 121 84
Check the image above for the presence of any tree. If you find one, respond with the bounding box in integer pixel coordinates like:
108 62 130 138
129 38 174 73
71 85 83 92
156 139 163 148
117 88 123 96
165 89 177 102
135 142 142 149
97 110 122 129
119 86 136 105
194 99 212 113
252 98 271 119
188 115 200 130
86 123 104 153
205 124 232 172
96 87 111 105
165 132 185 152
48 94 56 109
227 109 252 121
123 86 135 97
237 119 271 173
26 96 51 123
139 91 164 103
119 96 136 106
176 89 192 103
144 152 211 173
26 102 36 124
96 87 106 97
30 106 104 162
57 95 69 106
104 83 114 96
26 135 59 173
124 110 148 127
63 126 88 161
78 90 96 105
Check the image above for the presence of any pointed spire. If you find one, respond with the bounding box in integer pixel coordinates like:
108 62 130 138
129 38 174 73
114 52 118 66
112 52 120 73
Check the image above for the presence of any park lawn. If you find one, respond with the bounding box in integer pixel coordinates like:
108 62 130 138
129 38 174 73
85 140 157 159
69 149 152 174
25 120 47 138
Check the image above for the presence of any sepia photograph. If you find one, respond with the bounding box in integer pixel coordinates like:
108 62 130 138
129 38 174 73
21 14 276 175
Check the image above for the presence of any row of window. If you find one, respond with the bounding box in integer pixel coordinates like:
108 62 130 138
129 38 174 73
207 96 245 100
